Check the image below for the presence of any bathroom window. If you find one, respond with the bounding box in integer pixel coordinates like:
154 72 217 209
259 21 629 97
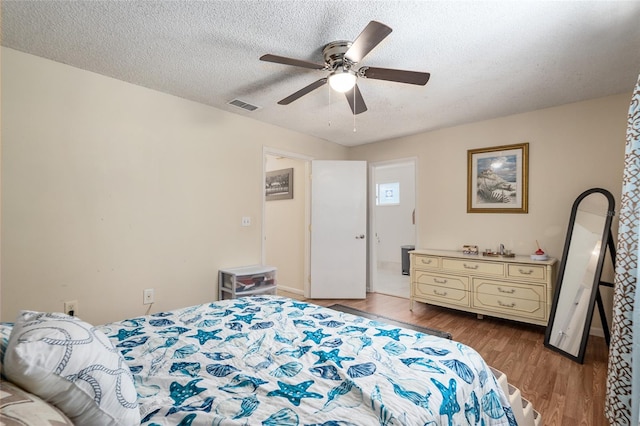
376 182 400 206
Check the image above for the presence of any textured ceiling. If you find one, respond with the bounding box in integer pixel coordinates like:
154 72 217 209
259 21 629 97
2 1 640 147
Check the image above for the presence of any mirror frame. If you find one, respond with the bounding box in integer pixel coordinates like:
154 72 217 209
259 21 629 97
544 187 615 363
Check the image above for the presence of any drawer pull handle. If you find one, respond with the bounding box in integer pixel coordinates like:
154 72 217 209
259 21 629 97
498 301 516 308
421 259 432 264
498 287 516 294
434 278 448 284
433 289 448 296
518 268 534 275
463 263 479 270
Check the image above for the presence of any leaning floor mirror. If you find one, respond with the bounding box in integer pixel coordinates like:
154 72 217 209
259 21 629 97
544 188 615 363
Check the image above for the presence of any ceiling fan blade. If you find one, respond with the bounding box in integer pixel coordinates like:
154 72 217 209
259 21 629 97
345 21 392 64
260 54 326 70
361 66 430 85
277 78 328 105
344 84 368 115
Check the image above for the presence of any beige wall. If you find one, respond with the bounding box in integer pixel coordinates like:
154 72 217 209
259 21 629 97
1 47 630 335
265 155 307 294
350 93 630 333
350 94 627 259
0 48 347 324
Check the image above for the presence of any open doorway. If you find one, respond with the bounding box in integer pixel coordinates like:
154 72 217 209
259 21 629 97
369 159 417 298
263 149 312 298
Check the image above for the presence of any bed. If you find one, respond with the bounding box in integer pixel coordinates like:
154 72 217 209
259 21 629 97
2 295 522 425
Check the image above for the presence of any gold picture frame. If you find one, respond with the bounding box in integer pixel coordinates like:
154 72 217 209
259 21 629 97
467 143 529 213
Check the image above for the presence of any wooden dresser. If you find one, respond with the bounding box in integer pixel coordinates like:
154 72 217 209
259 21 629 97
410 249 557 326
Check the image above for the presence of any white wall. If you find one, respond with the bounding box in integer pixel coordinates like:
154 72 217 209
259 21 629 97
0 48 347 325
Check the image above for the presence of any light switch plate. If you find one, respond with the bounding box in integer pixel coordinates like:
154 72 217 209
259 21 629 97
143 288 154 305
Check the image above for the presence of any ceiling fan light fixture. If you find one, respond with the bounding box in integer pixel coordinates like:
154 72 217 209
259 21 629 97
328 70 357 93
260 21 430 115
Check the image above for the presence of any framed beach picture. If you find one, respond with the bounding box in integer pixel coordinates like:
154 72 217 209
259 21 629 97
265 168 294 201
467 143 529 213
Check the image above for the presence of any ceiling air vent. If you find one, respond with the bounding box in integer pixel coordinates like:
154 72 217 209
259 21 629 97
228 99 260 112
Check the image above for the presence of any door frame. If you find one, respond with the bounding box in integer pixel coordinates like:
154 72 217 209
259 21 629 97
262 147 313 298
368 157 419 293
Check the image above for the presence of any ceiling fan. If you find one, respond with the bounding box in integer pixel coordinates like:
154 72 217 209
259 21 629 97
260 20 430 115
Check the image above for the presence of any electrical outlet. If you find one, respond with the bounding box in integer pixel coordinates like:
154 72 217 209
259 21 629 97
143 288 155 305
241 216 251 227
64 300 78 316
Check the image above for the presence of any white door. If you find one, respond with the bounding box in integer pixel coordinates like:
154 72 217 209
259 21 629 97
310 160 367 299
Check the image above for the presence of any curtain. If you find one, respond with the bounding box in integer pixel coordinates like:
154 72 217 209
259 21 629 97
634 244 640 425
606 73 640 425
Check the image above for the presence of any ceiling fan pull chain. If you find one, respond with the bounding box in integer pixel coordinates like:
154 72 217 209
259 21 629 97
328 84 332 127
353 88 357 132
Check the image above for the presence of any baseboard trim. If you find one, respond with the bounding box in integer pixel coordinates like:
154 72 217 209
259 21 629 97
276 285 304 296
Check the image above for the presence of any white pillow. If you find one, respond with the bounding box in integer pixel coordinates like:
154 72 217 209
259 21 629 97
0 322 13 379
3 311 140 426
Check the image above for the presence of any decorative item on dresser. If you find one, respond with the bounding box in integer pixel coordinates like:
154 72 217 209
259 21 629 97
410 249 557 326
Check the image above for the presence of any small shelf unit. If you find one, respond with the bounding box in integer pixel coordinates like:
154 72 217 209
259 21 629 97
218 265 277 300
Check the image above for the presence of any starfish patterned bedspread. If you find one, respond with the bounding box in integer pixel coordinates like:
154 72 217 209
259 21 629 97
97 295 516 425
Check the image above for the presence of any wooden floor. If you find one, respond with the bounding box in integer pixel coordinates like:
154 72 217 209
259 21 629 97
281 291 610 426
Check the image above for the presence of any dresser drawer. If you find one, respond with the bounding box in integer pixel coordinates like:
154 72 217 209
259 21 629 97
414 282 470 307
413 271 468 290
474 293 545 320
442 258 504 276
474 279 545 303
473 281 546 320
412 254 440 270
507 263 547 281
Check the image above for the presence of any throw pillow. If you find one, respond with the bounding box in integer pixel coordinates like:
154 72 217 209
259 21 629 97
4 311 140 425
1 380 74 425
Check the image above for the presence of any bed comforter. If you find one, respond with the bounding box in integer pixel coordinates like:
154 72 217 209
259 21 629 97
97 296 516 425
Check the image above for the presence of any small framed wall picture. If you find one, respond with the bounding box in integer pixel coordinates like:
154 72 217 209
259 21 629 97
265 168 293 201
467 143 529 213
